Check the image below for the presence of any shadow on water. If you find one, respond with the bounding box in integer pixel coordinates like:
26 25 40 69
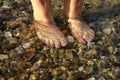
82 3 120 22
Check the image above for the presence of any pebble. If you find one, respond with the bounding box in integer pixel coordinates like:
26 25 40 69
8 38 18 44
4 31 12 39
58 49 65 59
0 76 5 80
19 74 29 80
98 77 106 80
52 69 58 76
23 42 31 49
88 77 96 80
103 27 112 35
78 48 84 54
66 36 75 43
65 50 74 59
114 67 120 78
0 0 2 4
15 46 24 54
78 66 84 72
8 77 14 80
62 59 71 67
29 74 36 80
2 1 12 9
0 0 120 80
0 54 9 60
108 46 114 54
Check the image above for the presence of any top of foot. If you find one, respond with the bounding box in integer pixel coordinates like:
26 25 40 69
34 20 68 48
68 19 95 44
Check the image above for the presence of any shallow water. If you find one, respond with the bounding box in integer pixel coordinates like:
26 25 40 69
0 0 120 80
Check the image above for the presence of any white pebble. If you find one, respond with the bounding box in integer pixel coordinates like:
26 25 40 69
4 31 12 38
23 42 31 49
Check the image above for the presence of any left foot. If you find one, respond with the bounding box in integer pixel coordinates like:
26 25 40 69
68 18 95 44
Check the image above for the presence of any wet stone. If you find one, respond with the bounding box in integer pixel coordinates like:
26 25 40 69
2 1 12 9
108 46 114 54
58 49 65 59
9 50 19 58
0 54 9 60
0 0 120 80
15 46 24 54
65 50 74 59
88 77 96 80
8 77 14 80
8 38 18 45
62 59 71 67
50 48 58 58
4 31 12 39
99 77 106 80
78 66 84 72
29 74 36 80
66 35 75 43
114 67 120 78
103 27 112 35
52 69 58 76
19 74 29 80
78 47 84 54
0 76 5 80
23 42 31 49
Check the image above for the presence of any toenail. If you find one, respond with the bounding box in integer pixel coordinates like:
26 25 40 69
61 42 67 47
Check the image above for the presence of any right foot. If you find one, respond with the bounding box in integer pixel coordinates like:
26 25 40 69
34 20 68 48
30 0 67 48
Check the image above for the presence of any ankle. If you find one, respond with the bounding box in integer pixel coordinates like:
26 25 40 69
34 13 55 24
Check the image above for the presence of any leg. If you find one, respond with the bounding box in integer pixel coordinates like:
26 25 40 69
30 0 67 48
64 0 95 44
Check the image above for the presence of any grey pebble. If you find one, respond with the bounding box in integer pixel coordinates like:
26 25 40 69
66 36 75 43
23 42 31 49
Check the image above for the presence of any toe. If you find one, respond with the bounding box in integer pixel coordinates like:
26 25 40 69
88 30 95 41
78 33 86 44
49 39 54 47
85 36 92 43
45 38 50 46
60 38 68 47
54 40 61 48
89 30 95 37
73 32 85 44
79 38 86 44
84 32 94 43
90 29 95 35
37 33 46 43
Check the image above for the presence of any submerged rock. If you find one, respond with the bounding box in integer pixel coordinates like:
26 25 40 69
103 27 112 35
0 0 120 80
66 35 75 43
0 54 9 60
4 31 12 39
23 42 31 49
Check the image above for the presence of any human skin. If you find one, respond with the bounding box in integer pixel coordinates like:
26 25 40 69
30 0 94 48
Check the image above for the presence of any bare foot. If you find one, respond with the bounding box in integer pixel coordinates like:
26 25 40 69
68 18 95 44
34 20 67 48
